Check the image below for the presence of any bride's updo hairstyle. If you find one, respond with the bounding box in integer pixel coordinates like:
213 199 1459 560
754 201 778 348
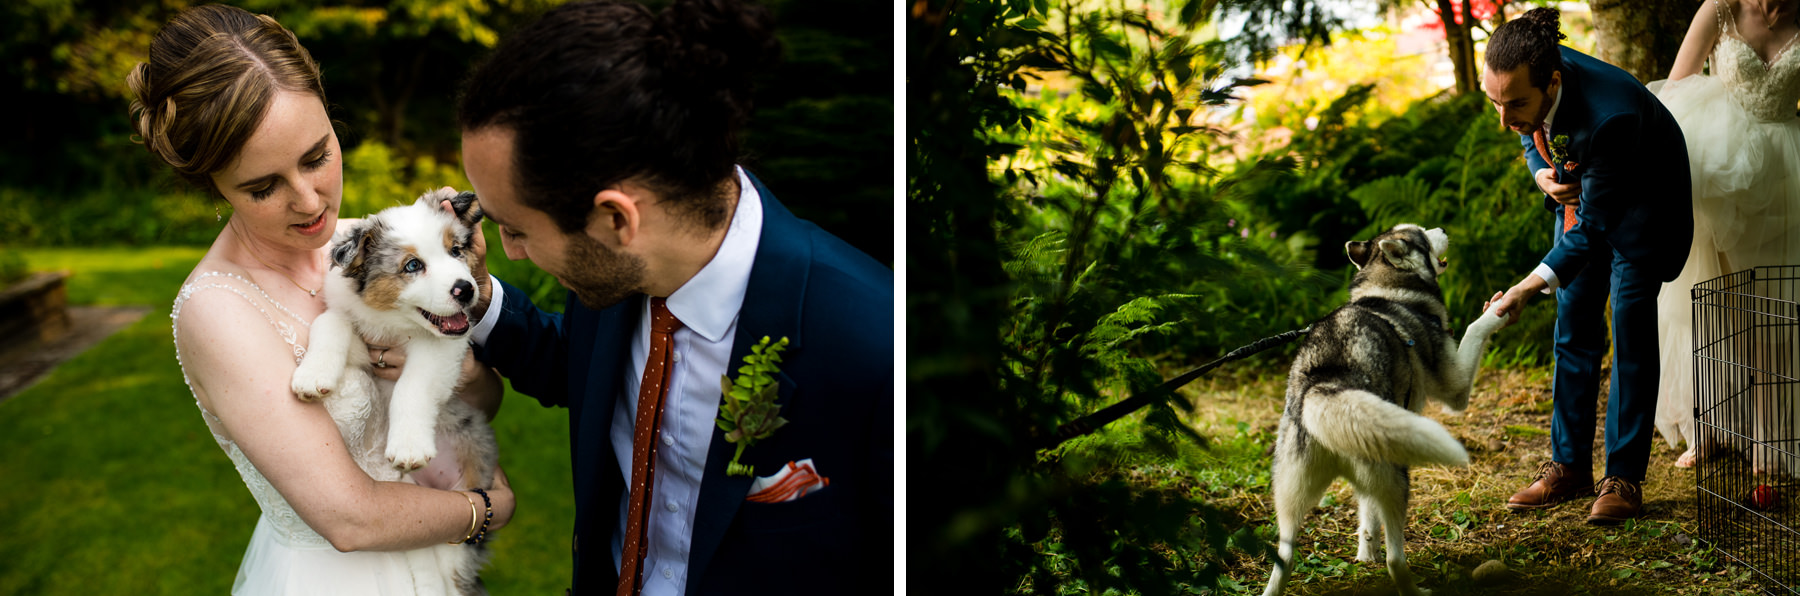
458 0 779 233
1485 7 1568 91
127 4 327 196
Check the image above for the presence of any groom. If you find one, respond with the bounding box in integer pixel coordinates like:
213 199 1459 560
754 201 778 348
1480 9 1691 525
453 2 892 595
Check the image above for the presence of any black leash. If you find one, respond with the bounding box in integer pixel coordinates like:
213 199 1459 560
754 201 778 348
1033 325 1313 452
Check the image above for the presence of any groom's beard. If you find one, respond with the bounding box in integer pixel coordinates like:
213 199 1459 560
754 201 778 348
561 231 647 311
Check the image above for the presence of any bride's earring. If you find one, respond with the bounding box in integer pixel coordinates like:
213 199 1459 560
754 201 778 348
215 204 222 222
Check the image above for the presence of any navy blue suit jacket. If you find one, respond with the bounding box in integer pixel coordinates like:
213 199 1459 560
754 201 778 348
1521 46 1692 283
476 173 894 595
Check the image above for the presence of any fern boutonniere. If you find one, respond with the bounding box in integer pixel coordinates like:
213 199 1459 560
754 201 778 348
1549 134 1579 171
717 336 790 477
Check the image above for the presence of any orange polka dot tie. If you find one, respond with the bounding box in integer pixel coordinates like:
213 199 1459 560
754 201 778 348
618 297 683 596
1533 127 1578 233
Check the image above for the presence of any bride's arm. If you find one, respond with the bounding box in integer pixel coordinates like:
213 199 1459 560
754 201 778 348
176 290 514 552
1669 0 1723 81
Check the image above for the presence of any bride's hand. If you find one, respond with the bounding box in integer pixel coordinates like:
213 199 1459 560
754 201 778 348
364 344 503 418
485 466 515 532
418 465 516 534
367 343 405 382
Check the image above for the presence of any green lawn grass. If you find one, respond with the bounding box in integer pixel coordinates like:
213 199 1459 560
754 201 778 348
0 246 576 594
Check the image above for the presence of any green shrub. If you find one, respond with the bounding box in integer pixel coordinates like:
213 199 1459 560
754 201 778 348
1237 91 1558 365
340 140 470 217
0 249 26 285
0 185 220 247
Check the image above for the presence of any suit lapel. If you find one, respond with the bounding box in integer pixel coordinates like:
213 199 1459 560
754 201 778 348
578 299 637 511
1554 52 1591 178
685 171 811 593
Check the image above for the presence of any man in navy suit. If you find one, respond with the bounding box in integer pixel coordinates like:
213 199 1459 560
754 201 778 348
1481 8 1691 524
452 2 892 594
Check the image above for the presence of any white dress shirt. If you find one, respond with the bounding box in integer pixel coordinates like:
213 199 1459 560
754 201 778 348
609 167 761 596
468 167 762 595
1533 83 1566 293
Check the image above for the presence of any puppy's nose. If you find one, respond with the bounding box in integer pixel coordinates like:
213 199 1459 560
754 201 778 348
452 279 475 305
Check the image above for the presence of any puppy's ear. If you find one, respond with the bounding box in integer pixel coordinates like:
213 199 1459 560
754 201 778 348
1377 238 1409 267
332 219 378 275
449 191 484 227
1346 240 1373 270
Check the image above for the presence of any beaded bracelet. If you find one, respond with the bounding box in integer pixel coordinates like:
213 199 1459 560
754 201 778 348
465 488 494 546
451 491 481 544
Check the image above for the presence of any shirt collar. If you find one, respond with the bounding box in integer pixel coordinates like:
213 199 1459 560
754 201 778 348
660 166 762 343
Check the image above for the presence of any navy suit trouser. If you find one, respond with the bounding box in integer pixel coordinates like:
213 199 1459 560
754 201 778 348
1550 219 1663 483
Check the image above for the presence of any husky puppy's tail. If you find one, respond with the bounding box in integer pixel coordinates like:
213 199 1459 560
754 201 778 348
1301 388 1469 467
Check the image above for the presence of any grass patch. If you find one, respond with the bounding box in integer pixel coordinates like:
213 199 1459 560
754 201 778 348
1029 366 1773 595
0 246 574 594
1504 424 1550 438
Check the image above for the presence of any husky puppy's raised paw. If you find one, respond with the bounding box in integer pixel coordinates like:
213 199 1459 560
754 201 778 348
1260 224 1509 596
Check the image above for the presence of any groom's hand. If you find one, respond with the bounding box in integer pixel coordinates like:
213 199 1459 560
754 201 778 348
437 189 494 321
1534 168 1581 206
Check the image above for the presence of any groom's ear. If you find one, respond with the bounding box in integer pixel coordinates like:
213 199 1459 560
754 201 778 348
588 187 643 249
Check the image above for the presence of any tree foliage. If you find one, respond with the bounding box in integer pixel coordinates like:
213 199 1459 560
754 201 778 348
3 0 892 266
909 0 1354 592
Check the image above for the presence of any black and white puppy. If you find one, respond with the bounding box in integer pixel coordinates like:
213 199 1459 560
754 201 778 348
291 188 497 594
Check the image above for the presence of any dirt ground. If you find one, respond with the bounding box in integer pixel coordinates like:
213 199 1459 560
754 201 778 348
1184 365 1781 596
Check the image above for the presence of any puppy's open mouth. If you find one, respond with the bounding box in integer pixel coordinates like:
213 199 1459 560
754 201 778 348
419 309 471 336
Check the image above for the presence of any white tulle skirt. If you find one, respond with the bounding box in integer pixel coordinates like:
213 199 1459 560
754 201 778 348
233 515 466 595
1651 74 1800 464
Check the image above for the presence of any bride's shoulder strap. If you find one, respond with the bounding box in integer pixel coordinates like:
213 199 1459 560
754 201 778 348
1715 0 1737 37
172 271 311 361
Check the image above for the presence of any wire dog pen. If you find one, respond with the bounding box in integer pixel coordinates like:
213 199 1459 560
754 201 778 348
1694 266 1800 595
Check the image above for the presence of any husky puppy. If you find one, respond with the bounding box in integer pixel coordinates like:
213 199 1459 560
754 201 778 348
1261 224 1509 596
290 188 498 595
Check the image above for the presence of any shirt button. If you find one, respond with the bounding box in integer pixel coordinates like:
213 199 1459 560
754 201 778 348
663 434 675 446
663 568 673 579
666 501 677 512
672 351 682 363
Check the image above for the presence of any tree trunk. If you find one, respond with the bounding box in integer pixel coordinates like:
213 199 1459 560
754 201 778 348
1588 0 1703 83
1436 0 1478 96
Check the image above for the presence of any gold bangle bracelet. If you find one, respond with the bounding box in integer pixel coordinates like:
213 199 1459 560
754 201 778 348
450 491 481 544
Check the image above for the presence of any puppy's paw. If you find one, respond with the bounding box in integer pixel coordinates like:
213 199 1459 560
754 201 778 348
386 434 437 472
1356 544 1378 563
290 361 342 402
1466 310 1509 340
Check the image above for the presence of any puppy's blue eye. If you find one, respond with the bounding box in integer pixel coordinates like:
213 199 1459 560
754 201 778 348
404 258 423 273
450 245 463 259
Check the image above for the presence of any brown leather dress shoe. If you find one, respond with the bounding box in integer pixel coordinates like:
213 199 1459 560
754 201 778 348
1507 461 1594 510
1586 476 1644 525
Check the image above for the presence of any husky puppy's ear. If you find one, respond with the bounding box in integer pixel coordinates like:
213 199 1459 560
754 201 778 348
1377 238 1411 267
448 191 484 227
1346 240 1374 269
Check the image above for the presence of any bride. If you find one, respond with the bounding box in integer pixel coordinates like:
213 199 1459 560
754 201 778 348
1653 0 1800 471
130 5 515 593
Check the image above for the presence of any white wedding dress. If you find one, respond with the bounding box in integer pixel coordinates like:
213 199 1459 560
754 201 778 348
1652 0 1800 472
173 271 464 594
